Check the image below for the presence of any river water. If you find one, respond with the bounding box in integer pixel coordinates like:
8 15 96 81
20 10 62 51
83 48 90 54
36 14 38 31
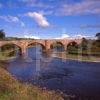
5 47 100 100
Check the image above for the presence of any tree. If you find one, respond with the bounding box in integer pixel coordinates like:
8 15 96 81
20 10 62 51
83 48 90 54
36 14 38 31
0 29 5 39
67 41 79 54
80 38 88 50
96 33 100 40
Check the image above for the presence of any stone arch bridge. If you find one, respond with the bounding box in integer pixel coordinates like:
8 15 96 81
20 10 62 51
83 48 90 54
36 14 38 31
0 39 82 56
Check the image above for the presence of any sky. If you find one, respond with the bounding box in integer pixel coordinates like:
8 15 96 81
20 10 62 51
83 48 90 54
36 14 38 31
0 0 100 39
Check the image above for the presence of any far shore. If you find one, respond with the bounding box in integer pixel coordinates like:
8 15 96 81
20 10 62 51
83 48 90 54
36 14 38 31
0 55 16 61
52 52 100 63
0 51 100 63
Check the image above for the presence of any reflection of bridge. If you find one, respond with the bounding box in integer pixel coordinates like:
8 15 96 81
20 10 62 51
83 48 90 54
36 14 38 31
0 39 82 56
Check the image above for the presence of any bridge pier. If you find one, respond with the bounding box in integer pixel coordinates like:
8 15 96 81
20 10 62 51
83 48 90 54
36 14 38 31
45 40 51 51
64 45 67 51
19 47 26 57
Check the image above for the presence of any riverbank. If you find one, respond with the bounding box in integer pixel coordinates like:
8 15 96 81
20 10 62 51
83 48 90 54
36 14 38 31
0 53 9 61
52 52 100 63
0 52 16 61
0 51 18 61
0 63 64 100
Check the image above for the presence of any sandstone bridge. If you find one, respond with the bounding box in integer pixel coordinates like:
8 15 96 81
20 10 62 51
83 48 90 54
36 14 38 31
0 39 82 56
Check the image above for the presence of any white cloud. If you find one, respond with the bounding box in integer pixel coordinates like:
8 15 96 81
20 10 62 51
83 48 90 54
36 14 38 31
54 33 90 39
74 34 90 39
24 34 40 39
55 33 70 39
61 34 70 39
0 15 25 27
26 12 50 27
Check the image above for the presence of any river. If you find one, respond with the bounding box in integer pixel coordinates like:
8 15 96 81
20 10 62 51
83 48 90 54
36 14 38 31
4 47 100 100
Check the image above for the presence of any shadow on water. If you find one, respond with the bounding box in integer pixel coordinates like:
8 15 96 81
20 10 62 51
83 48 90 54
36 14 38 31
3 47 100 100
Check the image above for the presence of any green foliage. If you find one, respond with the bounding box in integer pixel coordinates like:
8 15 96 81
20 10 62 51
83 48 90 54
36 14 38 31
96 32 100 40
51 42 64 51
67 38 100 56
1 44 16 51
67 41 79 54
0 44 20 58
0 30 5 39
80 38 88 50
91 40 100 48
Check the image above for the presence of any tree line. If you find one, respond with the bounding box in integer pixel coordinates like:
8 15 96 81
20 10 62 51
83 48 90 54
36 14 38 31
67 33 100 56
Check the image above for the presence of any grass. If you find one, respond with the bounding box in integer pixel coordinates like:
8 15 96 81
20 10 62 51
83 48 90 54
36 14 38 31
0 63 64 100
0 53 9 61
0 53 15 61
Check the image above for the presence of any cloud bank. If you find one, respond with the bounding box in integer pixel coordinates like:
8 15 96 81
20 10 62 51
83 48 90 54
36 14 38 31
54 33 90 39
1 0 100 16
55 34 70 39
24 35 40 39
22 0 100 16
54 0 100 16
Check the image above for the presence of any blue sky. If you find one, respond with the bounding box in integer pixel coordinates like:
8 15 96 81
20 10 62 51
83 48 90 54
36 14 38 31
0 0 100 39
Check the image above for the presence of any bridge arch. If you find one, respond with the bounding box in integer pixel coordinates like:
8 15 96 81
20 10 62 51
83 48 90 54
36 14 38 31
27 42 46 50
50 41 65 51
0 43 22 56
26 42 46 58
67 41 79 53
67 41 79 47
0 42 22 48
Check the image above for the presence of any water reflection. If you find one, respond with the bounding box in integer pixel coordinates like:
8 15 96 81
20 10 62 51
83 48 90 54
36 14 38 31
6 47 100 100
26 46 42 60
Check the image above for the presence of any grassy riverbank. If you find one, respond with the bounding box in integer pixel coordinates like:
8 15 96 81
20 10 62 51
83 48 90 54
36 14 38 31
0 53 15 61
0 63 64 100
0 53 9 61
52 52 100 62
